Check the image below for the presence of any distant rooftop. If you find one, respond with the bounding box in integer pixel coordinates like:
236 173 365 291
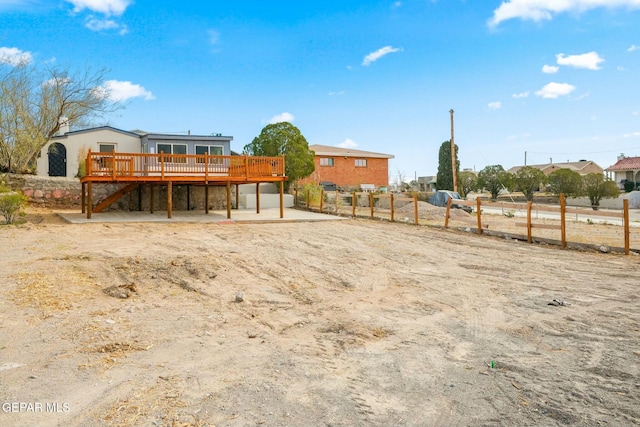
606 156 640 171
310 144 394 159
508 160 600 175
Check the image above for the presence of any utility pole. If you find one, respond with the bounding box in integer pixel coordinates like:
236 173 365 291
450 109 457 192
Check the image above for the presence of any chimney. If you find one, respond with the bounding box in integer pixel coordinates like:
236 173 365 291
57 117 70 136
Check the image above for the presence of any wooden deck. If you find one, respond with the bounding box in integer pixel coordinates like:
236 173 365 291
80 151 288 219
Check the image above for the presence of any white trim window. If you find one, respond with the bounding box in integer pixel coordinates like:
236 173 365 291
195 145 224 163
355 159 367 167
96 143 117 169
98 143 116 153
320 157 334 166
157 143 187 163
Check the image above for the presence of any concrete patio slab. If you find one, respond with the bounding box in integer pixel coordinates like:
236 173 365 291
57 208 346 224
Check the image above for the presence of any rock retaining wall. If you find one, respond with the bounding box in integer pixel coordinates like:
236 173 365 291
1 174 231 211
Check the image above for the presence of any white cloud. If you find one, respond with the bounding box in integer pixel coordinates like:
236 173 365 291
208 29 220 45
629 45 639 52
488 101 502 109
574 91 590 101
542 64 559 74
512 91 530 99
535 82 576 99
338 138 358 148
66 0 131 16
488 0 640 28
556 51 604 70
328 90 345 96
103 80 154 101
268 112 295 124
85 18 128 34
85 17 118 31
623 132 640 138
392 1 402 8
362 46 401 66
0 46 33 65
506 132 531 141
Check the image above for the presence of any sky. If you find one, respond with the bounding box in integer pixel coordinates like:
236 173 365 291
1 0 639 182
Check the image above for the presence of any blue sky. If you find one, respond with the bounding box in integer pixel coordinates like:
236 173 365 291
1 0 639 181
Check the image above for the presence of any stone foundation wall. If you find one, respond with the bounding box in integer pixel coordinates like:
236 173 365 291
3 174 83 208
1 174 232 211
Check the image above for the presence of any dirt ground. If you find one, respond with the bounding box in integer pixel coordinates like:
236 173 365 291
1 207 639 427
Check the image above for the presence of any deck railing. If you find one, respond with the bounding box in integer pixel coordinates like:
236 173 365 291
84 150 285 181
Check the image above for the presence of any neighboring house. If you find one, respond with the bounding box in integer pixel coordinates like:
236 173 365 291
417 176 437 192
300 144 394 191
36 125 232 178
507 160 603 176
605 155 640 186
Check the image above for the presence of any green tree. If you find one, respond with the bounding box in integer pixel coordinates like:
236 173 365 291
0 59 119 173
513 166 548 201
477 165 513 200
457 170 478 198
436 140 459 190
582 173 620 210
547 169 582 198
243 122 315 191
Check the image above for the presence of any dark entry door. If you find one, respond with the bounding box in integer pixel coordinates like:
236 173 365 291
48 143 67 177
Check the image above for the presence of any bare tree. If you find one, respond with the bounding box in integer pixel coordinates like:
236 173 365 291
0 60 120 173
393 169 410 192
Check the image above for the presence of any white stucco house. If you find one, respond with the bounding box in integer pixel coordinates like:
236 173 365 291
36 123 233 179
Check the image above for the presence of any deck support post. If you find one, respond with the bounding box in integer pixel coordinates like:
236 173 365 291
280 182 284 218
205 184 209 214
235 184 239 209
226 181 231 219
87 181 92 219
256 183 260 214
167 181 173 219
150 184 155 214
187 185 191 211
137 184 142 211
81 182 86 214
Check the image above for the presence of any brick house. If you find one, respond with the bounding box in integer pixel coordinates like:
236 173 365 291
298 145 394 191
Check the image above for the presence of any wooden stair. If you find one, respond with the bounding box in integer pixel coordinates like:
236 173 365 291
93 183 138 213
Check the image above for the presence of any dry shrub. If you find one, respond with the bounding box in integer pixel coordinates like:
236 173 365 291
97 376 207 427
8 272 72 314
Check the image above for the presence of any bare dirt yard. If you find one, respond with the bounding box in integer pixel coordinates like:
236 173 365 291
1 207 639 427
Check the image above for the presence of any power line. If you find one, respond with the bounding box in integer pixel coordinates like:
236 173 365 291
527 146 640 156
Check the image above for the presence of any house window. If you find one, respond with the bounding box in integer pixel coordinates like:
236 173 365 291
157 143 172 155
355 159 367 167
195 145 224 163
96 144 117 169
157 143 187 163
99 143 116 153
320 158 334 166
